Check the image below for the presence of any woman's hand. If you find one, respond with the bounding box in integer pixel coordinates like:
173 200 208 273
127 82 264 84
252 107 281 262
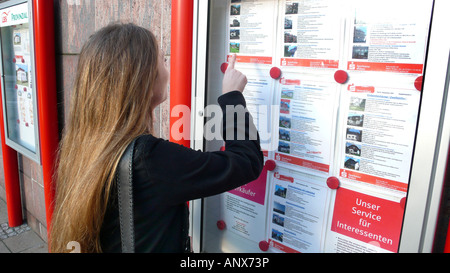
222 54 247 94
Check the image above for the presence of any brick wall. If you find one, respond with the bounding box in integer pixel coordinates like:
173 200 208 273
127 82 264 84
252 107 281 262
0 0 172 242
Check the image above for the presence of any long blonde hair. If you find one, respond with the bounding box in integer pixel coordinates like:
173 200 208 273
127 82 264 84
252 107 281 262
50 23 160 253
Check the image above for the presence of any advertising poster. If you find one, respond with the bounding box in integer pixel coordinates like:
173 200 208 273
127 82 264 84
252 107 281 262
281 0 342 68
347 0 432 74
267 169 330 253
328 187 404 253
274 74 338 174
337 80 421 192
228 0 277 65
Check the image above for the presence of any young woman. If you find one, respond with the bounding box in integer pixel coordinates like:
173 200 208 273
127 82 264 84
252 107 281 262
50 23 263 253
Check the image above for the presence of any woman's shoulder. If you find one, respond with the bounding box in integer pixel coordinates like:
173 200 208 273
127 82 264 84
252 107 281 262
133 134 194 158
134 134 165 154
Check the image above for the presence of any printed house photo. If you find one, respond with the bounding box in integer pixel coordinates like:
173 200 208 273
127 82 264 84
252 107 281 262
346 142 361 156
272 229 283 242
279 129 290 141
285 18 293 29
279 116 291 129
281 89 294 99
344 156 360 171
230 18 240 27
284 45 298 57
230 42 240 53
284 32 297 43
353 26 367 43
278 141 290 154
352 46 369 59
347 113 364 127
346 128 362 142
285 2 298 14
274 184 287 198
272 214 285 227
230 4 240 15
280 99 290 114
16 64 29 87
14 33 21 45
349 97 366 111
230 29 240 40
273 201 286 215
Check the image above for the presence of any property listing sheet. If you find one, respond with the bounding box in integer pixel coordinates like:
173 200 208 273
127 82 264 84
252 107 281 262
347 0 432 74
281 0 342 68
239 68 275 154
274 74 339 174
267 168 331 253
229 0 277 64
338 79 421 192
221 154 272 243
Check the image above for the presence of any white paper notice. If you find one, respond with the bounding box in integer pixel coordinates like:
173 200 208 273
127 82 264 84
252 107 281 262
338 80 421 192
240 69 274 154
221 165 269 243
274 74 338 174
347 0 433 74
281 0 342 68
267 168 330 253
229 0 277 65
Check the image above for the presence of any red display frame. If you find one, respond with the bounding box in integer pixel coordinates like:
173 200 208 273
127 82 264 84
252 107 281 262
0 0 58 241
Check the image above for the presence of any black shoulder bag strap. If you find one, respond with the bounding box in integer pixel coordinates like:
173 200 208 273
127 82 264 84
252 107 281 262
117 139 137 253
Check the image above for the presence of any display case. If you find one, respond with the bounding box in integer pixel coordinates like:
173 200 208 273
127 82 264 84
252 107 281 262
0 0 39 163
188 0 450 253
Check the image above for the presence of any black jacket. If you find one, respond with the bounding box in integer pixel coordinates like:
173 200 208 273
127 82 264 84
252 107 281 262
100 91 264 252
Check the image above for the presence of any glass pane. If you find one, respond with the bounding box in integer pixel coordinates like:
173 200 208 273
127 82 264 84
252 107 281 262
0 2 36 153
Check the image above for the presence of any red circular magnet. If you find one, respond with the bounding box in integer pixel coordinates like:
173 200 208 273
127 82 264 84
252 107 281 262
326 176 340 189
265 160 276 171
16 119 20 124
259 240 269 252
220 62 228 74
400 197 407 209
12 58 16 63
14 85 18 89
217 220 226 230
414 76 423 91
334 70 348 84
220 146 225 151
23 87 27 92
270 67 282 79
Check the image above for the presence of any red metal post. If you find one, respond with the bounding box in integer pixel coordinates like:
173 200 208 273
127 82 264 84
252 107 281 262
0 88 22 227
170 0 194 148
33 0 59 238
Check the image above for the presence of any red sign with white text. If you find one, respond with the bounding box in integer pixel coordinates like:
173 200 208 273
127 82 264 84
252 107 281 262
339 169 408 192
275 153 330 173
331 188 404 252
281 58 339 68
347 61 424 74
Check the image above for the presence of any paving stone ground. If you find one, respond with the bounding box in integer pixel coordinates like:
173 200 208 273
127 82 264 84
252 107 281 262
0 199 47 253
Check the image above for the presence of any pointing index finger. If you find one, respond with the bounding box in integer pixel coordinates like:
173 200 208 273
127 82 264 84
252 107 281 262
227 54 236 70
